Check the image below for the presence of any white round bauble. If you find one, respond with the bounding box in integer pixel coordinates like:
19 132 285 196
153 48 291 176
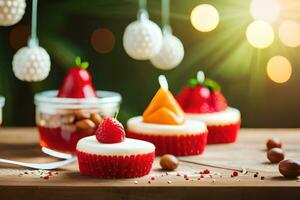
12 45 51 82
0 0 26 26
150 34 184 70
123 19 162 60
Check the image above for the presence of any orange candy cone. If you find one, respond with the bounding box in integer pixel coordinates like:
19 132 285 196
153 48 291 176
143 88 185 125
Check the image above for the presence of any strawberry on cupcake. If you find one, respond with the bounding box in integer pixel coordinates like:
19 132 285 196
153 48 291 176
76 117 155 178
177 71 241 144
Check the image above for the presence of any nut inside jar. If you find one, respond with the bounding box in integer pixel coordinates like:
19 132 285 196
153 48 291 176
37 109 103 153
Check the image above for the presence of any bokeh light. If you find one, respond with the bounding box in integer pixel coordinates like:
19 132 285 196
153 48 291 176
190 4 219 32
278 20 300 47
246 21 274 49
250 0 280 23
91 28 115 54
9 24 30 49
267 56 292 83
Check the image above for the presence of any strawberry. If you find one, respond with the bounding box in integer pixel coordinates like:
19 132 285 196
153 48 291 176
57 56 96 98
96 117 125 144
176 71 227 113
176 87 192 110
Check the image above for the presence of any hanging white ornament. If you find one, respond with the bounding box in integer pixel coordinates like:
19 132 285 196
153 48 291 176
123 0 162 60
12 41 50 81
12 0 51 82
150 28 184 70
0 0 26 26
150 0 184 70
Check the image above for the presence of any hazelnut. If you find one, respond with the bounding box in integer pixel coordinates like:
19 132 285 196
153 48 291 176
266 138 282 150
74 110 91 120
90 113 102 126
159 154 179 171
61 114 76 124
267 148 284 163
279 159 300 178
76 119 96 130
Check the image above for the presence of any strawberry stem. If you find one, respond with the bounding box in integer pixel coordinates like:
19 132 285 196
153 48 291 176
114 110 119 119
188 73 221 91
75 56 89 69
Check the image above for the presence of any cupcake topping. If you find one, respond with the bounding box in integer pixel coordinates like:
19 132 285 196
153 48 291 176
143 75 185 125
96 117 125 144
57 56 97 98
177 71 227 114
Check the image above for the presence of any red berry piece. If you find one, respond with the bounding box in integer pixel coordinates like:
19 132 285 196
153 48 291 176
96 117 125 143
231 171 238 177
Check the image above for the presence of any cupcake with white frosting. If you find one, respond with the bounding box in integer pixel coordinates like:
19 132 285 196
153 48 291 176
76 117 155 178
127 75 208 156
177 71 241 144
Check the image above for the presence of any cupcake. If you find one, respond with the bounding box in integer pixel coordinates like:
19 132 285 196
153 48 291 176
77 117 155 178
127 75 207 156
35 57 121 153
177 71 241 144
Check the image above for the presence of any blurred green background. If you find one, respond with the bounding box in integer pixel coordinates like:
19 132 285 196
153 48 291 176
0 0 299 127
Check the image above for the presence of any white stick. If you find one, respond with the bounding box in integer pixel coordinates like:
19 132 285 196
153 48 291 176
197 71 205 83
158 75 168 90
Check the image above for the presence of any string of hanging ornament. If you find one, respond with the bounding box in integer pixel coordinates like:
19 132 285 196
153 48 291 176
0 0 26 26
150 0 184 70
12 0 51 82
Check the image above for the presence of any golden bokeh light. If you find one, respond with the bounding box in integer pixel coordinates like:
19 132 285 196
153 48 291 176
278 20 300 47
91 28 115 54
267 56 292 83
190 4 219 32
246 21 275 49
250 0 280 23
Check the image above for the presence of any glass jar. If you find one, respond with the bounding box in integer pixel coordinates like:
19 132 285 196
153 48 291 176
34 90 122 153
0 96 4 126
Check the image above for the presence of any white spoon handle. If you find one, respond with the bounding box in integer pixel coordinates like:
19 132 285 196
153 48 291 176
0 157 77 170
41 147 74 159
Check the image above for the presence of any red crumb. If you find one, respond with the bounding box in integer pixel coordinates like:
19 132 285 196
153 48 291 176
151 177 155 180
43 176 49 180
231 171 238 177
200 175 204 178
203 169 210 174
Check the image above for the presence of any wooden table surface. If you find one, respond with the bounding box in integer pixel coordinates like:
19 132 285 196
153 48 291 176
0 128 299 200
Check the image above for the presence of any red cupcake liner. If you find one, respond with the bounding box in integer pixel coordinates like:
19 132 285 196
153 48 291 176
76 150 155 178
127 131 208 156
207 121 241 144
38 126 95 153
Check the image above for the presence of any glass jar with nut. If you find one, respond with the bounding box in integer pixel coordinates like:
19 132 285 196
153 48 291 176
0 96 5 126
34 90 121 153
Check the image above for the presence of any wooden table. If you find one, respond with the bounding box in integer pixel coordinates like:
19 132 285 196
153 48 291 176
0 128 299 200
